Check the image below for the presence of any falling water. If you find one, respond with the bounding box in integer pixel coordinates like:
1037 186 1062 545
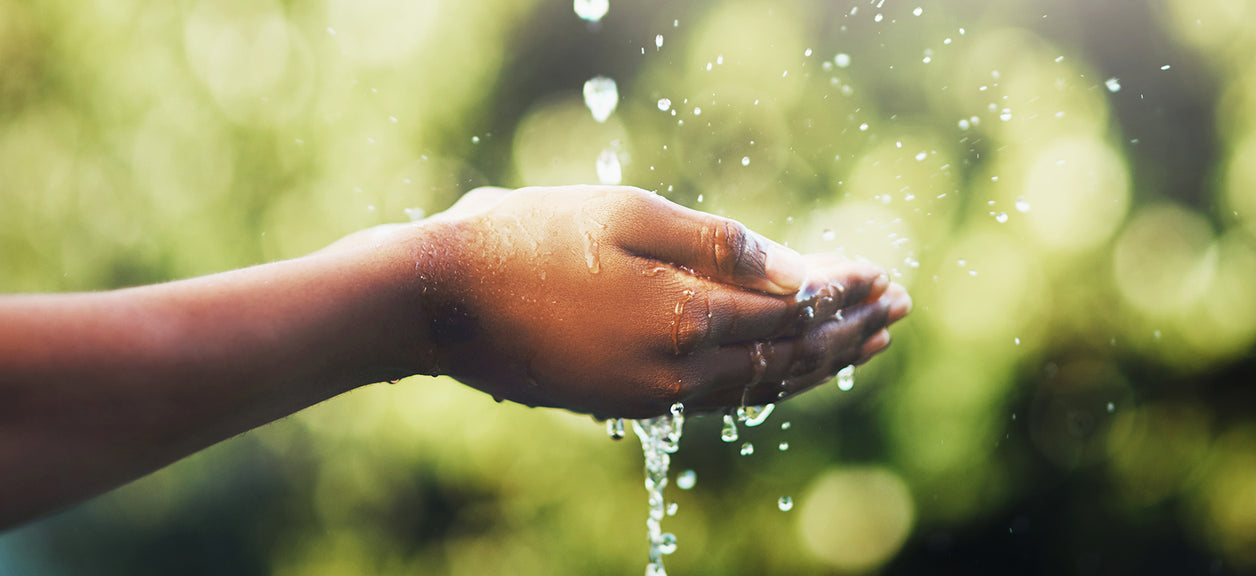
632 402 686 576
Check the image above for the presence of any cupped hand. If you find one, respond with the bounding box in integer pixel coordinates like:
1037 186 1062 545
396 185 910 419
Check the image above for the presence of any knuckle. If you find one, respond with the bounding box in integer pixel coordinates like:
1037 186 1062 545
712 219 754 278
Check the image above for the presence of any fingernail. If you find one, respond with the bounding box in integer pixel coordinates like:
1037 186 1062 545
762 237 807 294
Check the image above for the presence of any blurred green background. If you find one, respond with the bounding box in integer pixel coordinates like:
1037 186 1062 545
2 0 1255 574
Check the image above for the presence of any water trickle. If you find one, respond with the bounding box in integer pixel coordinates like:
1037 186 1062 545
608 418 626 440
740 442 755 456
573 0 609 22
581 223 601 274
677 469 696 490
671 289 696 355
836 365 856 391
583 76 619 122
596 148 623 185
778 496 794 511
721 412 739 443
633 403 685 576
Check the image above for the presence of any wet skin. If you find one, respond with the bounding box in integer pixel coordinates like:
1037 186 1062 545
342 185 912 419
0 184 909 529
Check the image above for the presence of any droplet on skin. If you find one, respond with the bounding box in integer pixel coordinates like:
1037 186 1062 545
677 470 696 490
778 496 794 511
583 76 619 122
573 0 609 22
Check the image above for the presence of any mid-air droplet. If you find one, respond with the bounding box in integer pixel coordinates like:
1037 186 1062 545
573 0 609 22
583 76 619 122
778 496 794 511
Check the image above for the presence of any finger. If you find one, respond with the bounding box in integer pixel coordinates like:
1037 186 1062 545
612 190 807 295
682 293 893 407
885 283 912 324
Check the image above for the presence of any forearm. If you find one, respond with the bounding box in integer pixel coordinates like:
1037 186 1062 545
0 235 434 528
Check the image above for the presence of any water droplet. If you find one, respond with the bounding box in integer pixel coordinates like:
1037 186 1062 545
904 256 920 268
835 53 851 68
597 148 622 185
741 156 750 166
658 532 678 555
1161 64 1172 71
1105 77 1122 93
859 122 869 131
995 211 1009 224
1107 402 1116 413
740 442 755 456
404 207 426 222
822 228 836 241
721 413 739 442
874 13 884 22
915 151 927 161
696 194 704 203
583 76 619 122
608 418 625 440
739 403 775 427
1014 337 1021 345
573 0 609 22
693 107 702 116
470 135 480 143
999 108 1013 122
647 563 666 576
913 6 923 16
836 365 855 391
655 34 664 49
781 421 791 430
677 470 696 490
958 118 970 130
778 496 794 511
666 502 678 516
779 441 790 451
657 98 671 111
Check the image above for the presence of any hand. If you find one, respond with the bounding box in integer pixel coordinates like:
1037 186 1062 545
393 185 911 419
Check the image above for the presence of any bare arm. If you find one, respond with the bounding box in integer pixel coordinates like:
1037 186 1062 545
0 185 910 529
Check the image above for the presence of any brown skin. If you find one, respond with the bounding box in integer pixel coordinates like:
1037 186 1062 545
0 185 910 530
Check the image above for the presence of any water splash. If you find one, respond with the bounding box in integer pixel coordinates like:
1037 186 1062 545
633 402 686 576
573 0 609 23
583 76 619 122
